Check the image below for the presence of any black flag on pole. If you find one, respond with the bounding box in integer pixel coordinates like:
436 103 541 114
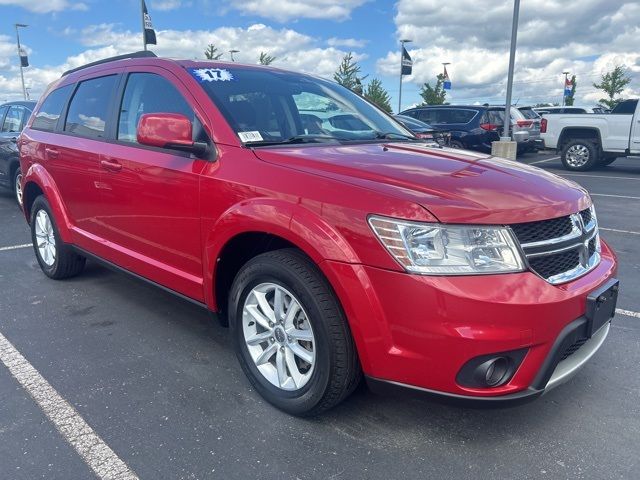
401 46 412 75
19 46 29 67
143 1 157 46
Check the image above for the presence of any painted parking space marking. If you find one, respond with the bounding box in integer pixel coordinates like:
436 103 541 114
0 243 31 252
591 193 640 200
529 156 560 165
600 227 640 236
616 309 640 319
559 173 640 181
0 331 139 480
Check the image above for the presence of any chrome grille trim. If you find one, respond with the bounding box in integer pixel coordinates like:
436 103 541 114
510 206 601 285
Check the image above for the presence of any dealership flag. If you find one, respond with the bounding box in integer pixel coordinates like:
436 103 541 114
443 66 452 90
18 46 28 67
142 0 157 46
401 46 413 75
564 77 573 96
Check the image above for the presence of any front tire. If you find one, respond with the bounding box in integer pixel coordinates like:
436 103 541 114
561 139 599 171
229 249 361 416
30 196 86 279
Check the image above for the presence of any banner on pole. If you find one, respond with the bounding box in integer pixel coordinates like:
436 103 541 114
401 46 412 76
143 1 157 46
443 66 452 90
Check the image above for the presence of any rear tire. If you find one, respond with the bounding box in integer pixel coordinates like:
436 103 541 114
229 248 361 416
561 139 599 171
30 196 86 279
450 140 464 149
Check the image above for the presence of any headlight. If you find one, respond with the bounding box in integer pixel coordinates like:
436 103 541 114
368 216 525 275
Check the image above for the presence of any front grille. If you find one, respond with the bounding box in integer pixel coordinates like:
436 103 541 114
511 216 573 244
510 207 599 284
528 249 580 279
560 337 588 361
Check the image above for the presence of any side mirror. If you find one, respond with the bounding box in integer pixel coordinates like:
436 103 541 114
137 113 207 156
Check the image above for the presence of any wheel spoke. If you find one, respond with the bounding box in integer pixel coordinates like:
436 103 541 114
245 330 272 346
245 304 272 330
273 287 284 321
287 327 313 342
255 343 277 365
283 301 300 328
289 342 313 364
254 291 276 323
284 348 303 389
276 348 288 387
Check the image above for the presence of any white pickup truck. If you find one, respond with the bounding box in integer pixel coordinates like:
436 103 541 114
540 99 640 171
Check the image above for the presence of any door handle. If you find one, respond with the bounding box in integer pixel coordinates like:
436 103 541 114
100 159 122 172
45 147 59 158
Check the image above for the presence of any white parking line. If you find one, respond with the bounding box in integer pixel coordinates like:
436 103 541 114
0 332 139 480
560 173 640 181
617 309 640 319
591 193 640 200
529 156 560 165
600 227 640 236
0 243 31 252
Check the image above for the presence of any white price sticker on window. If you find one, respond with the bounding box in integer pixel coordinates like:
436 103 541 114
238 131 263 143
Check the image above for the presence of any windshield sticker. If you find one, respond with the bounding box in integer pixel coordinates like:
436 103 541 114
238 131 263 143
191 68 234 82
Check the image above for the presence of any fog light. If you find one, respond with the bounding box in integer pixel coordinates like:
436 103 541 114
456 349 528 389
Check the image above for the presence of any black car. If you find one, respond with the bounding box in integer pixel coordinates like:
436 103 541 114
0 100 36 205
394 114 451 146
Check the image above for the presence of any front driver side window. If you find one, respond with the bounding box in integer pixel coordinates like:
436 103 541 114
118 73 194 143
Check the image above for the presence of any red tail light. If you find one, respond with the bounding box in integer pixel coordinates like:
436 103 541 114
480 123 499 131
416 132 434 139
516 120 533 127
540 118 547 133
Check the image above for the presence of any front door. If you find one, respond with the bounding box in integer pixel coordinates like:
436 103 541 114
97 70 207 301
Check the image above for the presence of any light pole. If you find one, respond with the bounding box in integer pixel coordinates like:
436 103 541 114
229 49 239 62
398 39 412 113
15 23 28 100
562 71 570 106
502 0 520 143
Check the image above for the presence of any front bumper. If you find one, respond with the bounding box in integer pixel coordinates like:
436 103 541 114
320 240 617 402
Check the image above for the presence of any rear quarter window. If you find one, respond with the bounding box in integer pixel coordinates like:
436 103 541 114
31 84 73 132
437 109 477 124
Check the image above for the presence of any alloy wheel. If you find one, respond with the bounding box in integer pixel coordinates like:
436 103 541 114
15 172 23 206
242 283 316 391
34 210 56 266
565 144 590 168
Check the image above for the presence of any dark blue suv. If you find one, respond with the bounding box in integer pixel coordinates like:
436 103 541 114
400 105 538 153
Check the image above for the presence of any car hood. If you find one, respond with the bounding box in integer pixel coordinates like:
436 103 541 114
253 142 590 224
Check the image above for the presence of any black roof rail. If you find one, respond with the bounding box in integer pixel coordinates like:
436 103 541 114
61 50 157 77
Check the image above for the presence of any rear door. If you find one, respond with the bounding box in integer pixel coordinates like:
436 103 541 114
95 68 208 300
0 105 19 185
49 72 120 243
630 102 640 154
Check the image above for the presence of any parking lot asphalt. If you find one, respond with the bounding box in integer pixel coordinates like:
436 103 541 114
0 152 639 480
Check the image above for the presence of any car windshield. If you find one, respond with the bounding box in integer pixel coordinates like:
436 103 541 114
519 108 540 120
189 65 413 145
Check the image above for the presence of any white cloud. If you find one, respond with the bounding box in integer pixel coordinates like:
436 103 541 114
0 23 359 101
0 0 88 13
151 0 190 11
327 37 367 49
228 0 369 22
382 0 640 106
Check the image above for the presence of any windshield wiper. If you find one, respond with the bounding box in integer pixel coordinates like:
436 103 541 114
245 134 339 147
372 131 419 141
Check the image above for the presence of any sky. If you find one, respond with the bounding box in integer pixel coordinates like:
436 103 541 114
0 0 638 110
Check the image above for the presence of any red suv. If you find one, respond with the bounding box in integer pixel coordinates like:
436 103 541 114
19 52 619 415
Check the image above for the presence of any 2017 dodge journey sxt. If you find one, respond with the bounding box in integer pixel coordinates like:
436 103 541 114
18 52 619 416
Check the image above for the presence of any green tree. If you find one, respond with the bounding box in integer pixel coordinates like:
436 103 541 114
259 52 276 65
593 65 631 109
334 52 366 94
565 75 577 106
204 44 223 60
363 78 392 113
419 73 447 105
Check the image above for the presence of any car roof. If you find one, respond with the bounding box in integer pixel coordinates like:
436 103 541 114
0 100 37 109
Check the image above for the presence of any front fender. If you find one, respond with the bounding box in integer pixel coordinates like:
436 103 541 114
203 197 361 309
22 163 73 244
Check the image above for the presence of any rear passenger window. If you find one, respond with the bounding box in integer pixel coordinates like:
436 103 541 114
64 75 117 138
118 73 194 143
441 109 476 124
416 109 438 124
32 84 73 132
